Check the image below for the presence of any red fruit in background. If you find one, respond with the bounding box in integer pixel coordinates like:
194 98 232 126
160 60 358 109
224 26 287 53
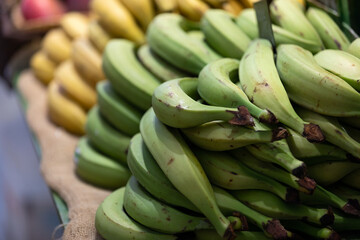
21 0 66 20
66 0 90 11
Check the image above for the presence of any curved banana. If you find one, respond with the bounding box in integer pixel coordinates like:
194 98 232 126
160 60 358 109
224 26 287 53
236 9 323 53
231 148 316 194
347 38 360 59
177 0 209 21
153 77 254 128
306 7 350 50
72 38 105 87
95 188 177 240
315 50 360 91
140 108 237 239
233 190 334 226
213 186 288 239
182 120 287 151
47 82 86 135
276 44 360 118
270 0 323 46
30 51 56 85
281 220 340 240
296 107 360 159
147 14 220 74
97 81 142 136
240 39 324 143
201 10 250 59
124 176 214 234
55 60 96 110
154 0 178 13
119 0 154 30
88 20 113 52
342 169 360 190
85 106 130 165
137 44 188 82
60 12 89 39
127 133 199 212
286 128 349 164
75 137 131 189
193 148 299 203
329 183 360 202
198 58 277 123
300 185 360 216
308 161 360 186
222 0 243 16
333 211 360 231
42 28 71 64
103 40 161 111
90 0 145 45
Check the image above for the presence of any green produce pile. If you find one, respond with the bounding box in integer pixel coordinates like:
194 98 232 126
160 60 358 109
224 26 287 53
71 0 360 239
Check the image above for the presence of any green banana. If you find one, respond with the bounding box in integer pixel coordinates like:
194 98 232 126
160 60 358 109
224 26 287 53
137 44 188 82
236 9 322 53
195 230 270 240
276 44 360 117
201 9 250 59
270 0 323 46
213 186 288 239
95 188 177 240
307 161 360 186
233 189 334 226
347 38 360 59
297 107 360 159
124 176 214 234
127 133 198 212
239 39 324 142
102 39 161 111
152 77 254 128
306 7 350 50
140 108 236 239
333 210 360 231
198 58 277 123
181 120 287 151
193 147 299 203
300 185 360 216
342 169 360 190
286 128 348 164
75 137 131 189
231 148 316 194
97 81 142 136
85 106 130 165
314 50 360 91
281 220 340 240
246 140 307 178
329 183 360 202
147 13 220 74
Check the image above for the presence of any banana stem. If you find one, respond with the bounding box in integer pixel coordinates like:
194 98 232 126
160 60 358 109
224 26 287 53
281 220 340 240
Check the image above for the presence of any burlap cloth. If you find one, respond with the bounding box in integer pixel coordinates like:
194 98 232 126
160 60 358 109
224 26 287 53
18 70 111 240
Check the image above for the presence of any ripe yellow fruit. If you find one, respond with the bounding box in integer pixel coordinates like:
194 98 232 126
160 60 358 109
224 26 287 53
42 28 71 64
30 51 56 85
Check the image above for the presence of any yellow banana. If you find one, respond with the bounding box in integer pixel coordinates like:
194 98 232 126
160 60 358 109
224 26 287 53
72 38 105 87
60 12 89 39
30 51 56 85
119 0 155 30
154 0 178 13
88 20 113 52
90 0 145 45
54 60 97 111
202 0 225 8
177 0 209 21
47 82 87 135
42 28 71 64
222 0 244 16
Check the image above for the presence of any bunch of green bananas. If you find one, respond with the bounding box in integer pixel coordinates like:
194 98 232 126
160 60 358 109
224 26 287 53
71 1 360 239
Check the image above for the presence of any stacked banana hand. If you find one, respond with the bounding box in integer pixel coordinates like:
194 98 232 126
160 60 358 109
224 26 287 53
92 1 360 239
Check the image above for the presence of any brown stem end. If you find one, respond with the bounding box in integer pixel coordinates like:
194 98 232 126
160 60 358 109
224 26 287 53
259 110 279 124
227 106 254 126
296 177 317 194
342 199 360 216
271 127 289 142
303 123 325 143
263 219 288 240
291 163 307 179
320 208 334 226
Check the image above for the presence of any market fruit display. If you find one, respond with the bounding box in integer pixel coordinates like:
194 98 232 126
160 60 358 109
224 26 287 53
25 0 360 239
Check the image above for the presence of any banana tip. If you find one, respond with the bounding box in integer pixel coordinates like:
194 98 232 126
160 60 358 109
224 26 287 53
260 110 279 124
303 123 325 143
291 163 307 179
296 177 316 193
263 219 288 240
342 199 360 216
271 127 289 141
226 106 254 126
320 208 334 226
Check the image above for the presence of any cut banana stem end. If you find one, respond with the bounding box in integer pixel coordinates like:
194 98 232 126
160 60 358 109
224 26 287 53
303 123 325 143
